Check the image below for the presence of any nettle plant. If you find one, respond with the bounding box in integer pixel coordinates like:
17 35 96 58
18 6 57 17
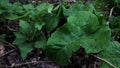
0 0 120 68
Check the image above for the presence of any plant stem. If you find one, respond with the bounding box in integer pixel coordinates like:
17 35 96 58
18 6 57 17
57 4 62 16
30 29 37 41
107 7 115 25
92 55 117 68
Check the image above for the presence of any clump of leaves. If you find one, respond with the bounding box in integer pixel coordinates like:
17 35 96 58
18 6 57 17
45 2 111 65
13 20 46 59
13 3 56 59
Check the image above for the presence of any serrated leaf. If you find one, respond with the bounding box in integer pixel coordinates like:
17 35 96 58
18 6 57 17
6 14 19 20
44 14 59 32
6 12 30 20
63 2 96 16
19 20 30 32
63 2 84 16
36 3 53 14
11 2 23 13
13 32 33 59
34 22 45 31
100 41 120 68
18 43 33 59
0 0 10 9
23 4 34 10
84 4 96 12
13 32 26 45
45 11 110 65
35 35 46 49
13 32 33 60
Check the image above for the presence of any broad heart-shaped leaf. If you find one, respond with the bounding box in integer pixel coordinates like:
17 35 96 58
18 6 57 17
36 3 53 15
79 25 111 53
63 2 84 16
68 11 100 34
63 2 95 16
18 43 33 59
43 14 59 32
45 11 111 65
100 41 120 68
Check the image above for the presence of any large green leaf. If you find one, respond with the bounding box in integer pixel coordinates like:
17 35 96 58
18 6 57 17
43 14 59 32
63 2 84 16
23 4 34 10
36 3 53 15
63 2 95 16
79 25 111 53
100 41 120 68
45 11 110 65
67 11 100 34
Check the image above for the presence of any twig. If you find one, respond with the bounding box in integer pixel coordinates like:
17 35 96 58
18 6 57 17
7 25 18 31
25 60 31 68
0 60 53 68
12 60 53 67
0 49 16 58
3 41 17 49
92 55 117 68
0 65 12 68
107 7 115 24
